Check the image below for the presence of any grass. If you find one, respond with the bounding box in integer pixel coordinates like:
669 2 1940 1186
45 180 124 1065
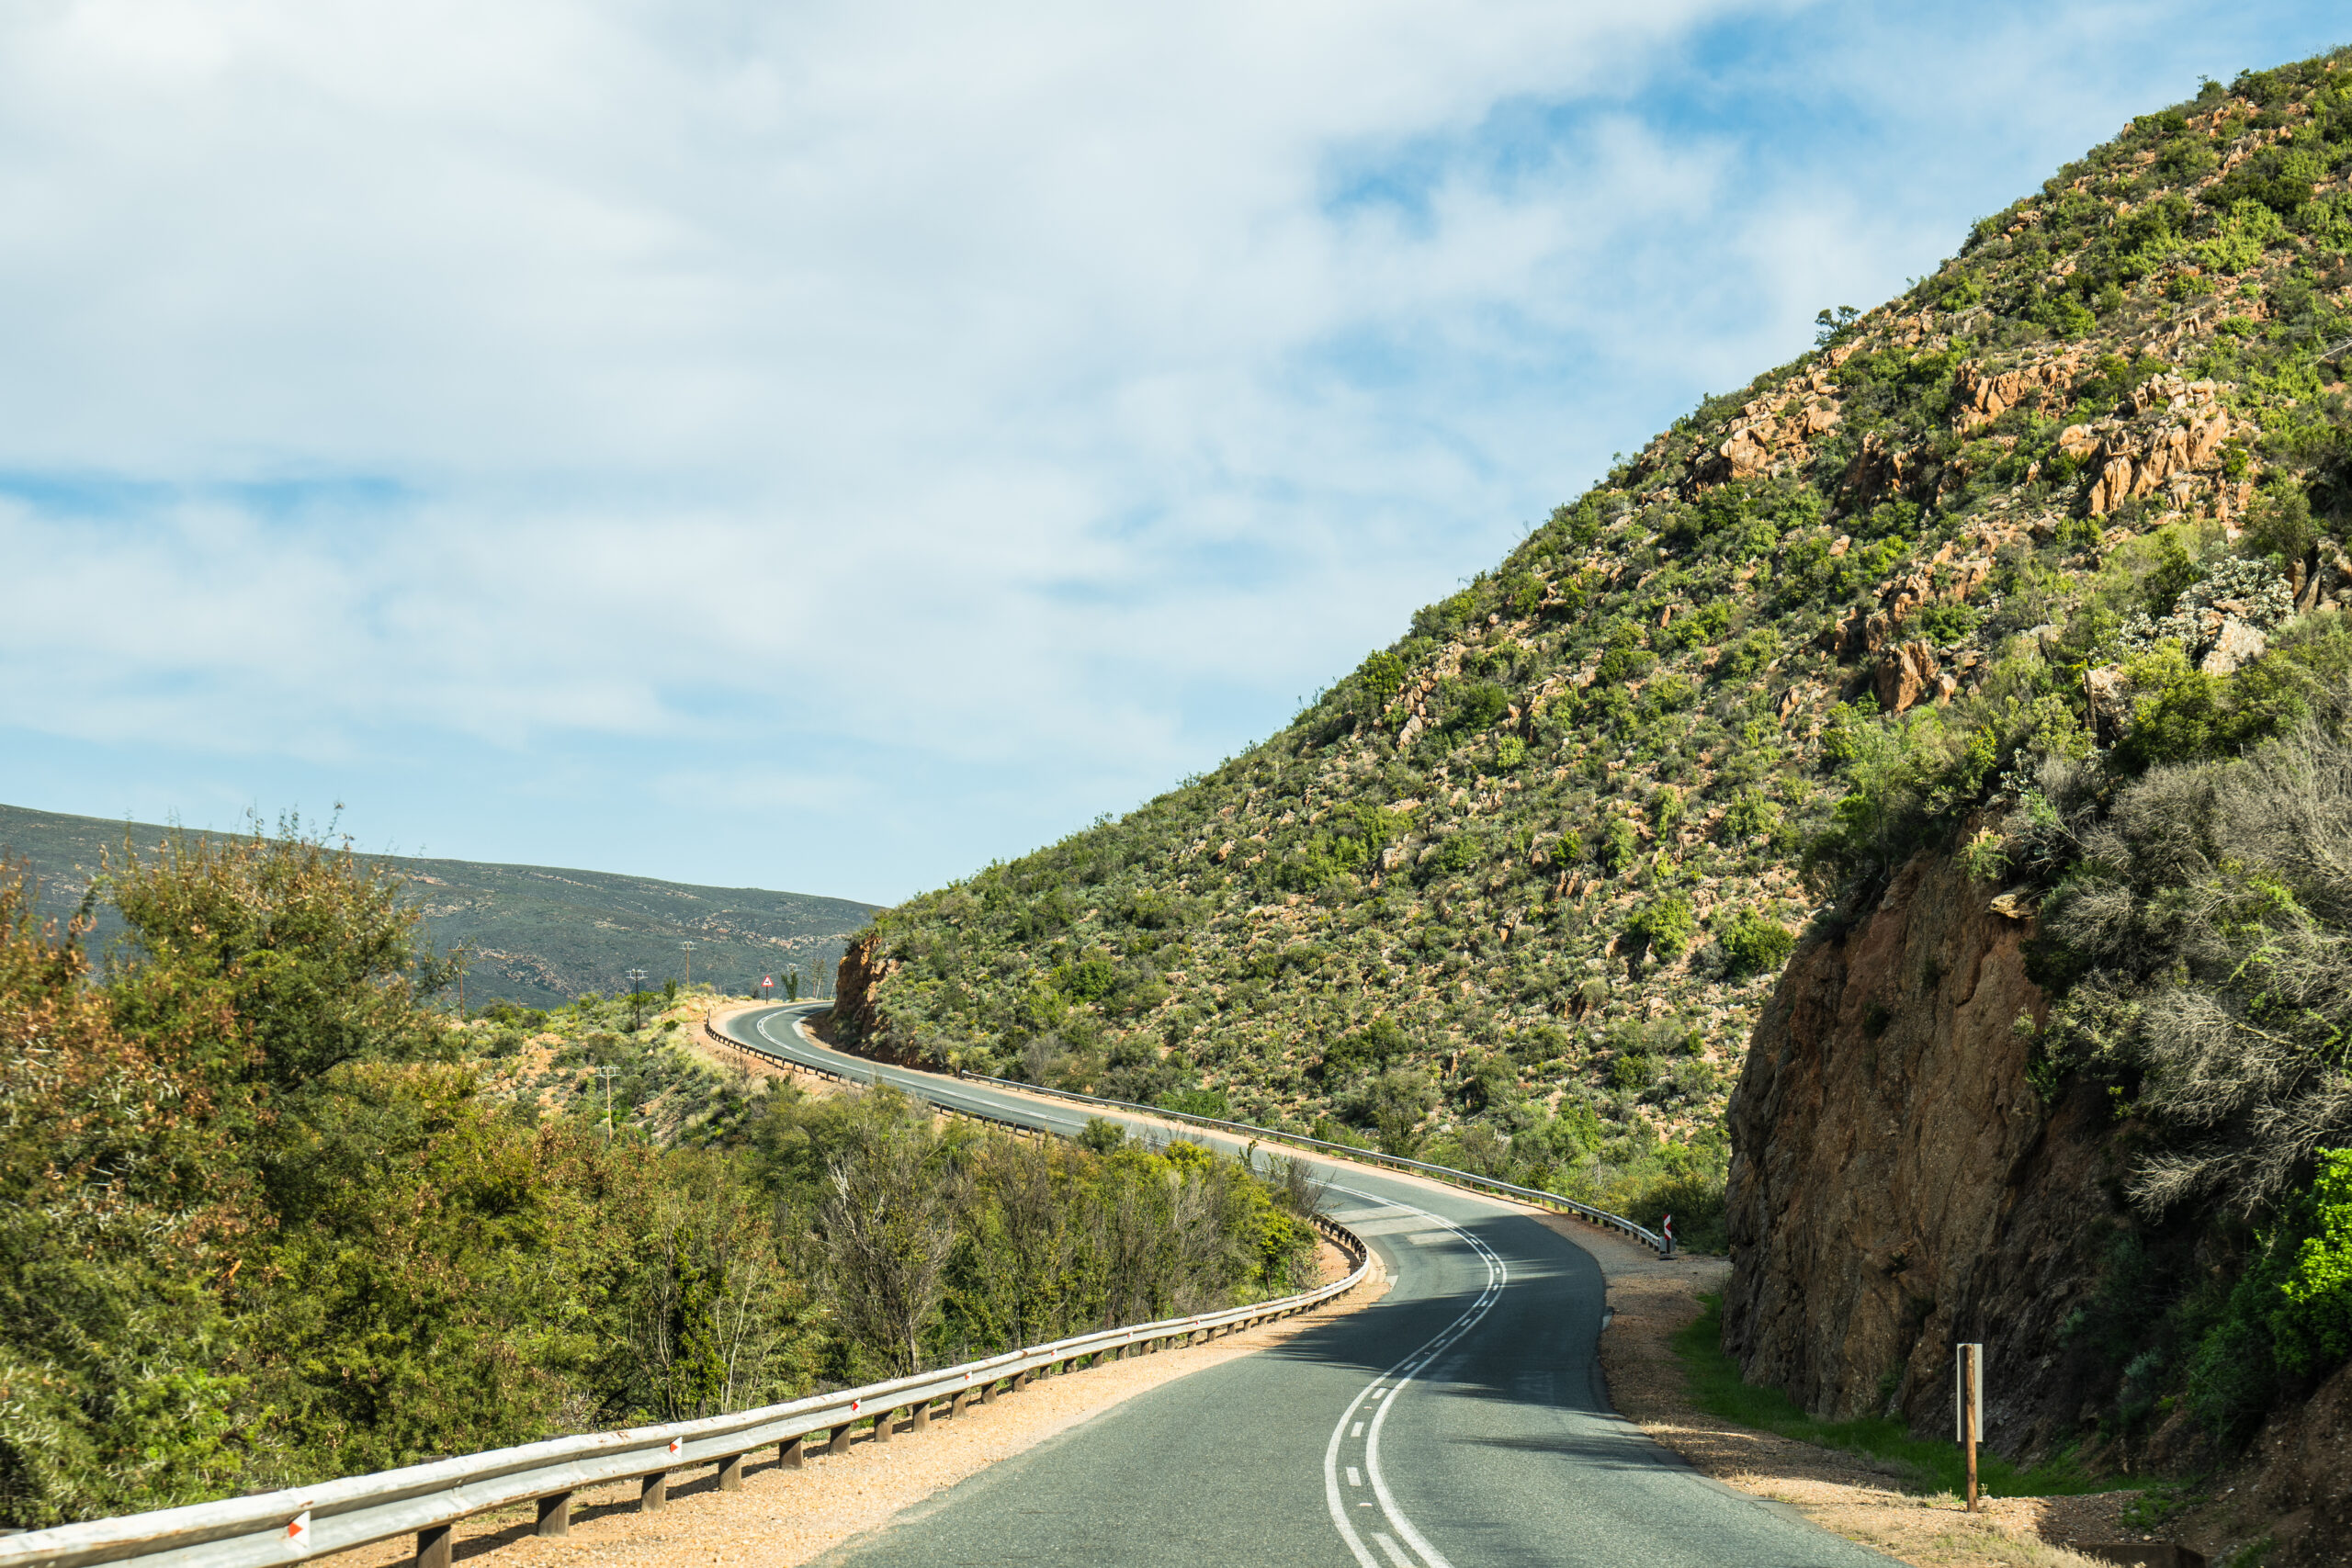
1671 1294 2138 1499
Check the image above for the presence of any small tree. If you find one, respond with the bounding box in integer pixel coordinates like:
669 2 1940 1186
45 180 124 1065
819 1132 963 1377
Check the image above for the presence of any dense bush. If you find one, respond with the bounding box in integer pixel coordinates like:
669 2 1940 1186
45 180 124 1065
0 831 1315 1528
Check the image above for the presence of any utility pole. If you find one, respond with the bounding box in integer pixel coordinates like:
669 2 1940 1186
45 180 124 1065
596 1066 621 1145
626 968 648 1032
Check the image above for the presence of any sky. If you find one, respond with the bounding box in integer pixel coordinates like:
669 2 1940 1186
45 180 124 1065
0 1 2344 906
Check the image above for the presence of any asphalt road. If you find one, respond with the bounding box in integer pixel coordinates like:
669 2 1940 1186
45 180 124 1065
719 1003 1885 1568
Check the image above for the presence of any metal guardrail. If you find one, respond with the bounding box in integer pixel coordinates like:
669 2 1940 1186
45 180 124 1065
704 1016 1050 1140
715 1006 1668 1254
951 1068 1672 1255
0 1073 1368 1568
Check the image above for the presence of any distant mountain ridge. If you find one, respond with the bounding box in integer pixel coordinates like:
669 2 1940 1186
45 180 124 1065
0 802 876 1007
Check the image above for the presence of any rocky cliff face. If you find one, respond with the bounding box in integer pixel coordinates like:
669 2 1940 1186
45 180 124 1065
1722 849 2118 1454
1726 845 2352 1560
829 931 926 1066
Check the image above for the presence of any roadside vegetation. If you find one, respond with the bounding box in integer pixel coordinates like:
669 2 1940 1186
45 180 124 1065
0 827 1317 1529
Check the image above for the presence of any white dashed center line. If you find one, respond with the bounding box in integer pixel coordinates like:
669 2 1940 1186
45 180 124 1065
1320 1184 1506 1568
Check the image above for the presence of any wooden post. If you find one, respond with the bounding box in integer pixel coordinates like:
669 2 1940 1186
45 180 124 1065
826 1422 854 1457
640 1472 668 1512
779 1436 804 1470
911 1399 932 1431
983 1377 1001 1403
415 1524 453 1568
536 1492 573 1537
874 1407 895 1443
718 1453 743 1491
1958 1342 1983 1514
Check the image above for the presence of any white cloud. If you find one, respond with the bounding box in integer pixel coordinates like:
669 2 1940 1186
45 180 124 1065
1 0 2341 897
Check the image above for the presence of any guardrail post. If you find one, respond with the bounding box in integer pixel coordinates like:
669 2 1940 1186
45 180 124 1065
537 1492 573 1537
911 1399 932 1431
983 1377 1001 1404
416 1522 454 1568
1012 1369 1031 1393
639 1472 669 1512
873 1407 895 1444
951 1388 971 1417
826 1422 854 1457
718 1453 744 1490
780 1436 805 1469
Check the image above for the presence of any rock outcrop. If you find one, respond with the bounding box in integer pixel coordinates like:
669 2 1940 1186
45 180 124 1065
1708 835 2352 1563
1872 639 1950 714
829 931 922 1065
1722 849 2119 1456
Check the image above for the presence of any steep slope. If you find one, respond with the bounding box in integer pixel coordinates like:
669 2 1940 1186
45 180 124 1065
838 53 2352 1232
0 802 876 1007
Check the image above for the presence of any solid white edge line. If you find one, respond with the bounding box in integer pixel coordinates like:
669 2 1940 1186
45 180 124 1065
1321 1181 1509 1568
1372 1533 1419 1568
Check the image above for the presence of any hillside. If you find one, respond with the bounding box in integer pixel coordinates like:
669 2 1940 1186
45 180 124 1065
834 51 2352 1236
0 803 876 1008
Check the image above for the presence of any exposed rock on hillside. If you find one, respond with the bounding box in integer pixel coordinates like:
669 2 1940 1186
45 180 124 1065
1728 813 2352 1562
1722 848 2108 1454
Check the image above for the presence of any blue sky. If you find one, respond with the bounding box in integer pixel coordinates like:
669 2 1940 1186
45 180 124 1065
0 0 2342 905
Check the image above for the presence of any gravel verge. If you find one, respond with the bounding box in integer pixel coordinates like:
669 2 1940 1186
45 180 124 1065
1574 1225 2132 1568
315 1239 1386 1568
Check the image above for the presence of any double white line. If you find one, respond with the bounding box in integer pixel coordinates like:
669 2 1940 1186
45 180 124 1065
1322 1186 1508 1568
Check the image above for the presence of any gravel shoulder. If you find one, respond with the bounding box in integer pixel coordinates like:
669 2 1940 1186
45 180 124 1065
316 1241 1387 1568
1575 1226 2134 1568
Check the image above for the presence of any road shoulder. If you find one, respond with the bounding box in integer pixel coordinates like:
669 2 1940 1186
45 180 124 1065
1578 1234 2126 1568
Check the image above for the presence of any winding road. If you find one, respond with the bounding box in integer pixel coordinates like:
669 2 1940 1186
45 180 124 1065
718 1003 1884 1567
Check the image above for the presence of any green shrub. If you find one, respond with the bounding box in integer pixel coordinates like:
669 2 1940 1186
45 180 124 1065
1358 650 1408 703
2200 198 2288 273
1718 913 1796 979
1721 788 1781 842
1629 895 1697 960
1610 1052 1656 1091
1445 680 1510 734
1598 817 1644 876
2276 1148 2352 1376
1320 1019 1411 1081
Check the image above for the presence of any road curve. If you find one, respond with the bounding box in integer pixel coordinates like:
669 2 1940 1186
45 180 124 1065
720 1003 1885 1568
